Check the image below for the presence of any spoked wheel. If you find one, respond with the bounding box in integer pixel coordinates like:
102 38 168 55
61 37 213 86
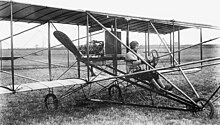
150 49 159 67
108 84 123 102
44 93 58 110
192 98 214 119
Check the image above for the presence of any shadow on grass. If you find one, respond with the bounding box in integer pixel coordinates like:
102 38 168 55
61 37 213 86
1 67 220 124
1 92 220 125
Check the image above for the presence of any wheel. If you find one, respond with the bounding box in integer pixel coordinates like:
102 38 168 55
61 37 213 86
192 98 214 119
44 93 58 110
150 50 159 67
108 84 123 102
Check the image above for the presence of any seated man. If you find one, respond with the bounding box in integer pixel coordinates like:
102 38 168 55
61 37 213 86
125 41 172 91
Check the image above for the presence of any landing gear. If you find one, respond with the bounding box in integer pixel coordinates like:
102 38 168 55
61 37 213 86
192 98 214 119
44 93 58 110
108 84 123 102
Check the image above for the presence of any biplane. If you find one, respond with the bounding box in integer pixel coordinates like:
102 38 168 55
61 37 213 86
0 1 220 119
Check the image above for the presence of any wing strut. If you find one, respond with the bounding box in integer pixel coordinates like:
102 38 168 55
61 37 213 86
86 12 197 104
150 22 200 98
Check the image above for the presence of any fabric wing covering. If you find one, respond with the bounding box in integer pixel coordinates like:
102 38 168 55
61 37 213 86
0 1 218 35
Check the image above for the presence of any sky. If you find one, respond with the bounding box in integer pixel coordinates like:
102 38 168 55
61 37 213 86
1 0 220 48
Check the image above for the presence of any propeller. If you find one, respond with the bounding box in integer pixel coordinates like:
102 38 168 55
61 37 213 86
53 31 83 59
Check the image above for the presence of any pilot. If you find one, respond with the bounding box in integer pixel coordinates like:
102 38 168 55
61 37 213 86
125 41 172 91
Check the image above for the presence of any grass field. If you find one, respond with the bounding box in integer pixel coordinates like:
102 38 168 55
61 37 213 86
0 45 220 125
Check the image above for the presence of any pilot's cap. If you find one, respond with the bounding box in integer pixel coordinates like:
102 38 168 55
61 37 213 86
130 41 139 49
